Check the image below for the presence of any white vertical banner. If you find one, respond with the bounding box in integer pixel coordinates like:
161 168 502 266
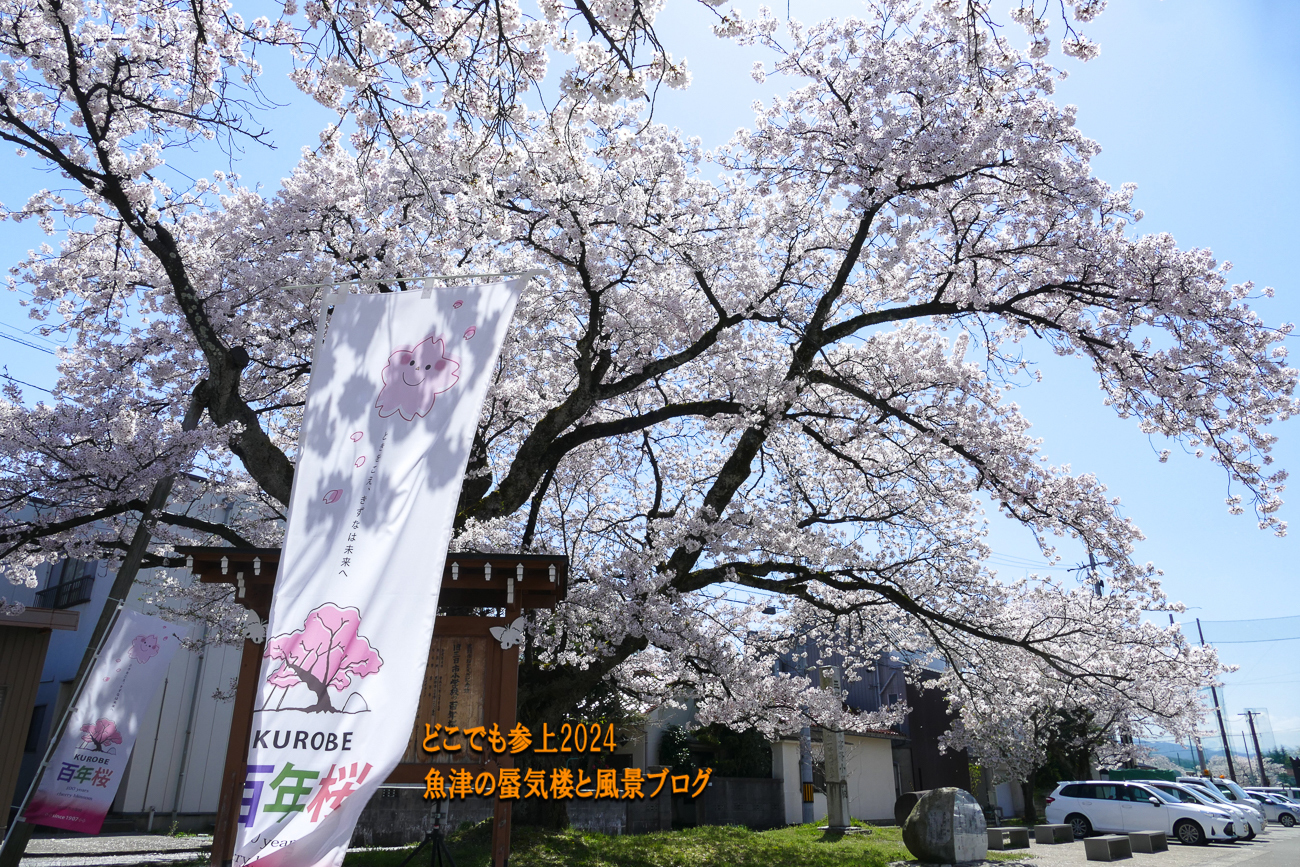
234 278 527 867
25 608 181 833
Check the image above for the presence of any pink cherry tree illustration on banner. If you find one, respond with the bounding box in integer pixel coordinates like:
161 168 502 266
260 604 383 713
80 719 122 753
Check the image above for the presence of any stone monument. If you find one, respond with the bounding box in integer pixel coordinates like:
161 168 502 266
819 666 852 831
900 787 988 864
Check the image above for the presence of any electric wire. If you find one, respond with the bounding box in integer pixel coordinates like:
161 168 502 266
0 330 55 354
0 371 54 394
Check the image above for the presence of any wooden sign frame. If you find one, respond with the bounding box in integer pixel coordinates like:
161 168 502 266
176 547 568 867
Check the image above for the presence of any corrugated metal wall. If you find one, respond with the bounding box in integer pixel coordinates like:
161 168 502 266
0 625 52 833
114 632 244 815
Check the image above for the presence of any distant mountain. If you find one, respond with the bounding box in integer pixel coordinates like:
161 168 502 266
1141 740 1227 762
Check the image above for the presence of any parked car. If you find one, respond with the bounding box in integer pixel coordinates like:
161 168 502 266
1275 794 1300 822
1244 791 1298 827
1136 780 1254 839
1045 781 1237 845
1179 776 1268 831
1175 777 1264 838
1245 786 1300 800
1246 787 1300 813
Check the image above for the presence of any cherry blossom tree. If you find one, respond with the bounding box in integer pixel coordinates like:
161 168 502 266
1206 755 1288 788
935 602 1216 815
0 0 1285 796
79 718 122 753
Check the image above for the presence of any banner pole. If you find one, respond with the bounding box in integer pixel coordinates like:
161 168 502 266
282 268 546 293
310 270 546 351
0 601 125 857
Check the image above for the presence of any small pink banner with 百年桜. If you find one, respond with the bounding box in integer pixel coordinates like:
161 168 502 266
25 607 179 833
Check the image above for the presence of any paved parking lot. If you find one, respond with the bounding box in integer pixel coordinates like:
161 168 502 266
1009 826 1300 867
19 836 210 867
13 825 1300 866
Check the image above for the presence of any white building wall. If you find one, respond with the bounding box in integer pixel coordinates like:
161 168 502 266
993 780 1025 820
639 701 696 769
844 734 895 822
771 739 803 825
771 734 897 825
114 622 243 815
7 557 245 820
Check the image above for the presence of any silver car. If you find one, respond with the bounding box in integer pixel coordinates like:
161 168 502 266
1137 780 1250 839
1245 792 1298 827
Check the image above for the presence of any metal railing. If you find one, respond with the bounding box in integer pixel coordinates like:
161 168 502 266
34 574 94 609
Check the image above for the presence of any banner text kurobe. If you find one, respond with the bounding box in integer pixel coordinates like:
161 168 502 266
234 279 526 867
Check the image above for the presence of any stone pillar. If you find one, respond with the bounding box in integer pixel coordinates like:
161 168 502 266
820 666 851 831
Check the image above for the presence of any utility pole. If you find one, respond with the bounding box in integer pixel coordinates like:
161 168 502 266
1196 618 1237 781
1242 712 1270 786
800 725 815 824
797 638 814 824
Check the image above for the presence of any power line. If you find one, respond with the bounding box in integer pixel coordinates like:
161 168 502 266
0 331 56 354
0 318 61 345
1212 636 1300 644
1201 613 1300 624
0 372 54 394
1222 677 1300 686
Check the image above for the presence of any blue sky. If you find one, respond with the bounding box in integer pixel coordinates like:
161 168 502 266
1 1 1297 751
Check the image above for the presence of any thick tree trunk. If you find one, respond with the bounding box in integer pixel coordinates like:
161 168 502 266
510 634 647 829
511 750 572 830
1021 778 1038 825
283 662 334 713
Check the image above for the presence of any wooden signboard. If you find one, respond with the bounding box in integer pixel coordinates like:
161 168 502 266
178 547 568 867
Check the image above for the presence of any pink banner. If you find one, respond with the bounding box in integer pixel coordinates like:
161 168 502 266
25 607 179 833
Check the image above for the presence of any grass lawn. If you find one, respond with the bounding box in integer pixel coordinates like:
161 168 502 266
344 821 1032 867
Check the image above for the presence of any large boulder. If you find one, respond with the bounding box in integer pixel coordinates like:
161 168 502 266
901 787 988 864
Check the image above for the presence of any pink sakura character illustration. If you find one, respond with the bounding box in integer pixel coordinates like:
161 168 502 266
129 634 160 663
374 335 460 421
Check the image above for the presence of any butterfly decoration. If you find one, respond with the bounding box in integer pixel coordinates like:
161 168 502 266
489 616 527 649
241 609 267 644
